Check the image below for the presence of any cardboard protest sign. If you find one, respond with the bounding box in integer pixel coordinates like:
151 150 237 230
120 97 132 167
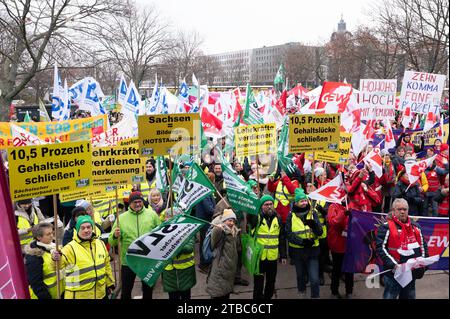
314 133 352 164
234 123 276 157
8 141 92 201
0 115 107 149
359 79 396 121
92 144 145 186
399 71 446 114
138 113 200 156
288 114 340 153
59 184 132 203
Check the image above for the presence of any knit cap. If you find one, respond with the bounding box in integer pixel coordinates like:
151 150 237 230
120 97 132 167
75 199 91 210
75 215 94 233
221 209 237 222
295 188 307 202
129 191 144 203
441 144 449 151
247 180 258 188
17 198 32 205
259 194 274 206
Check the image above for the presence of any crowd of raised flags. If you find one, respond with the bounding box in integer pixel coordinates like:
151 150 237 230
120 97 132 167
0 63 448 299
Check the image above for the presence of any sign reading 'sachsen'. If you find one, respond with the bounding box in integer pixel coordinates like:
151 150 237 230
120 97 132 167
138 114 200 156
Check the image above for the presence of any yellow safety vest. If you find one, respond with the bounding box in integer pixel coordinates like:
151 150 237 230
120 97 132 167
256 216 280 261
289 212 319 248
92 199 116 219
29 251 65 299
17 214 38 246
274 182 294 208
164 252 195 271
315 201 327 240
64 240 108 292
140 180 156 200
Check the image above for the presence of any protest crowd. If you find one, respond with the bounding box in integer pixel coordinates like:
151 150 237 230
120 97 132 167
0 69 448 301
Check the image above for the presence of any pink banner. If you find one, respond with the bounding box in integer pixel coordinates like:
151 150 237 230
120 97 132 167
0 159 29 299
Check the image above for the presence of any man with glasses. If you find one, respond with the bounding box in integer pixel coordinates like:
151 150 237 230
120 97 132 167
376 198 429 299
109 191 161 299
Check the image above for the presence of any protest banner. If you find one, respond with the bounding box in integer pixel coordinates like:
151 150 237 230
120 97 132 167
392 117 449 149
0 115 107 149
235 123 276 158
7 141 92 201
359 79 396 121
59 184 132 203
126 214 207 288
91 143 145 186
315 81 352 114
288 114 340 153
138 113 200 156
398 71 446 114
342 210 448 273
314 133 352 164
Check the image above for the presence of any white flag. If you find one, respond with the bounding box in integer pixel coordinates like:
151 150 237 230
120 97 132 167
394 255 440 287
118 74 128 106
11 124 47 146
405 155 437 185
363 147 383 178
307 174 346 204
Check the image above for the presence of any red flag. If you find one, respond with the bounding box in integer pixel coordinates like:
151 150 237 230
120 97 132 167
401 105 412 129
307 174 346 204
363 147 383 178
405 155 436 185
0 158 30 299
275 89 287 115
423 111 437 132
201 106 223 136
316 82 352 114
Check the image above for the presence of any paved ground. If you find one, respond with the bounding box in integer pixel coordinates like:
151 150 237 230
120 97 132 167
109 244 449 299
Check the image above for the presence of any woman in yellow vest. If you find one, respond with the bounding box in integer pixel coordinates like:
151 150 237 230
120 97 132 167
286 188 323 299
247 195 287 300
52 215 115 299
25 222 64 299
15 199 46 253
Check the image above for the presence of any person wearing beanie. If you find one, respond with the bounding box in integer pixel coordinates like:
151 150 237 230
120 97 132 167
286 186 323 298
247 180 260 196
51 215 115 299
109 189 161 299
396 131 424 154
15 198 46 253
62 206 87 246
246 194 286 300
206 208 240 299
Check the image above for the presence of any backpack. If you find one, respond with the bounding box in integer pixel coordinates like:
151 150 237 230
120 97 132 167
202 226 214 264
201 225 225 264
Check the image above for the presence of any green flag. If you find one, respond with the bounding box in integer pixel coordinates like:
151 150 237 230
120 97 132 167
277 119 297 175
244 83 263 125
222 160 260 215
126 213 208 288
274 63 285 86
39 99 51 122
156 156 168 192
23 111 32 122
174 163 214 212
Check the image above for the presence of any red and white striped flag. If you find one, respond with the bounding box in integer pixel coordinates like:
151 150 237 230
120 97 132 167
438 114 444 138
383 119 396 150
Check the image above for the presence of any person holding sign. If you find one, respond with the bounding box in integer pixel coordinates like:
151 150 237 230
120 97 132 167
15 198 46 253
286 188 323 299
52 215 115 299
247 195 287 300
109 191 161 299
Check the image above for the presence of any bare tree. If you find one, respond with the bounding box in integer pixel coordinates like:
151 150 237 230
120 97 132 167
93 0 173 87
0 0 123 120
374 0 449 74
195 55 223 86
158 30 203 88
284 43 317 87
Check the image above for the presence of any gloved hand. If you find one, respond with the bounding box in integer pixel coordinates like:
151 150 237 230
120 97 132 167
107 285 115 296
107 214 116 223
302 239 314 248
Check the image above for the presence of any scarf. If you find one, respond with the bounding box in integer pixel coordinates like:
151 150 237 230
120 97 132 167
150 198 164 214
36 241 56 253
390 215 420 256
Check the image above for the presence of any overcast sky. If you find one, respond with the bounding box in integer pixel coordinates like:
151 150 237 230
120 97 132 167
137 0 378 54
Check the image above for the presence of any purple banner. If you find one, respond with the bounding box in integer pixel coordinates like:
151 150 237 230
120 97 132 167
343 210 449 273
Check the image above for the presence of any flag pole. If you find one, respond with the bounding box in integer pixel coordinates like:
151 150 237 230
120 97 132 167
52 195 61 299
168 156 174 217
111 186 122 299
256 154 261 198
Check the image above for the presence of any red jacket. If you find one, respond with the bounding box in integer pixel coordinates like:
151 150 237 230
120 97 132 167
327 203 349 253
346 171 382 212
268 175 299 223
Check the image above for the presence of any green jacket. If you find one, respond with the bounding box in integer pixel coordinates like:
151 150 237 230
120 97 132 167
108 206 160 266
162 237 196 293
